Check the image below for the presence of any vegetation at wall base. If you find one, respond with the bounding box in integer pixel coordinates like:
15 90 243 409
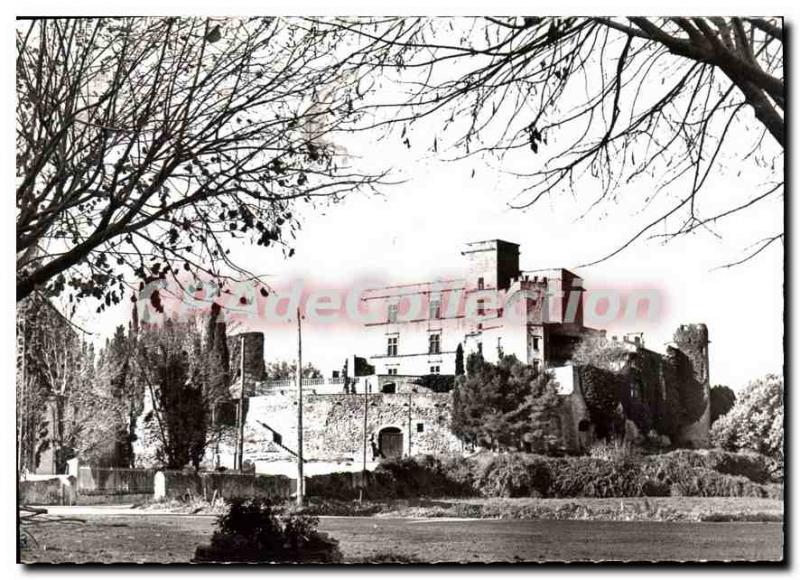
305 450 782 502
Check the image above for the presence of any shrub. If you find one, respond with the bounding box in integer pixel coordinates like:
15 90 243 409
193 497 342 563
471 454 552 498
665 469 778 499
589 439 640 463
548 456 668 498
710 385 736 423
412 374 455 393
307 450 782 502
651 449 774 484
376 454 474 498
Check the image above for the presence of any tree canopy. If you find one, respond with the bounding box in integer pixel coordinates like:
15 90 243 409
711 374 783 458
451 354 561 452
16 17 383 309
321 17 783 266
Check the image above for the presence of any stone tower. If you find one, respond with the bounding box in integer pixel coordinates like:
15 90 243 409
673 323 711 448
461 239 520 291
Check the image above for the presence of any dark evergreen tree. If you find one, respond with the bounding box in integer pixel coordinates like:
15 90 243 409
710 385 736 424
138 319 209 469
451 355 560 452
454 343 465 376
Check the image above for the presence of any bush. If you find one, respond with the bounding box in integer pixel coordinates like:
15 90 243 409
376 454 475 498
548 456 669 498
589 439 640 463
412 374 455 393
711 374 783 458
305 472 360 501
650 449 774 484
306 450 782 502
710 385 736 423
471 454 552 498
193 497 342 563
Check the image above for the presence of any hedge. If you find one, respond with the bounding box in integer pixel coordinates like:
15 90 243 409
305 450 782 500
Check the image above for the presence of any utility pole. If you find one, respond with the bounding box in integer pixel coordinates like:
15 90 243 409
296 308 304 507
407 391 413 456
235 334 245 471
359 380 369 502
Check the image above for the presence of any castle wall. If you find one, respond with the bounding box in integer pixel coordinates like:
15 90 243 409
215 392 462 474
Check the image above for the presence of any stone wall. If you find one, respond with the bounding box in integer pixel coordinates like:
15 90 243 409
223 391 462 473
19 476 77 506
153 471 293 501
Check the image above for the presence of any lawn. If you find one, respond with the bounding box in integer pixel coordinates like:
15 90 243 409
19 510 783 563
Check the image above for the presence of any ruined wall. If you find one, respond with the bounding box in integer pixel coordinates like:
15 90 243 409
565 323 711 448
671 324 711 448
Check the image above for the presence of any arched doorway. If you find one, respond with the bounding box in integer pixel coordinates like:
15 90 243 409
381 382 396 394
378 426 404 459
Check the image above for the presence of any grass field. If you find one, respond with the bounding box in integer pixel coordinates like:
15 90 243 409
305 496 784 521
19 504 784 564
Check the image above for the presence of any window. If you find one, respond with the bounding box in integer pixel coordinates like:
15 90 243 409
387 336 398 356
387 368 398 376
429 298 441 319
428 333 441 355
477 277 484 289
477 298 485 316
387 303 398 323
430 365 440 375
532 336 540 351
416 422 424 433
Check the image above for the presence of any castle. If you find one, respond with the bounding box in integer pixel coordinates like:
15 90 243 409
132 239 711 474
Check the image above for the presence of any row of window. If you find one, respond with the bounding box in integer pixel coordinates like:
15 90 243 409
387 300 443 323
386 285 522 323
386 365 440 376
386 333 441 356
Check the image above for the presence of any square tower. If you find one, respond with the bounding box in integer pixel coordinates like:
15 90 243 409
461 239 520 291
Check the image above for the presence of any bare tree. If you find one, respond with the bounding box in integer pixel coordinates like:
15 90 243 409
16 294 97 473
16 17 384 308
320 17 783 266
